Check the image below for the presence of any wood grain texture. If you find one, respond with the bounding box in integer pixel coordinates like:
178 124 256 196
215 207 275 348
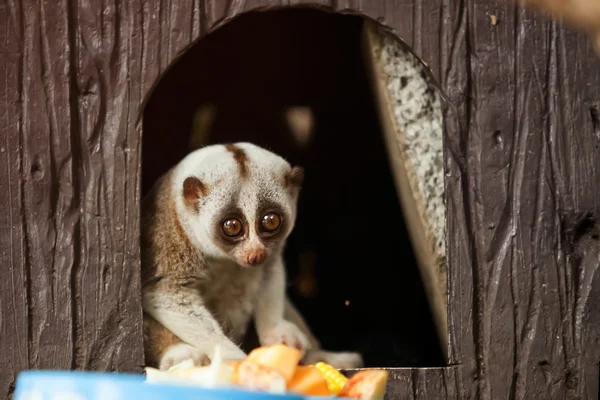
441 1 600 399
0 0 144 397
1 0 599 399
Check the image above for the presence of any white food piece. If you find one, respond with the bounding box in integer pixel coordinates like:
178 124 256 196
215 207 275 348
145 345 234 389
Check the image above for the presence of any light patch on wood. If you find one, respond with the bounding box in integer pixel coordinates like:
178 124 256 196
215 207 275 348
190 103 217 151
511 0 600 53
285 106 314 148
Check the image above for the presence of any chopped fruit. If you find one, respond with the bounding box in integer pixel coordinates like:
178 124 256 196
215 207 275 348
288 366 331 396
144 367 168 382
168 359 195 373
247 344 302 383
144 343 371 398
338 370 389 400
226 360 242 384
315 362 348 395
236 360 287 394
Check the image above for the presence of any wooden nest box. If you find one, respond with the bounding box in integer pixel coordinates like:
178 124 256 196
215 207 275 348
1 1 600 399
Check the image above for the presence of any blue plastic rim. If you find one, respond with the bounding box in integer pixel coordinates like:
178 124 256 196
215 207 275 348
13 370 315 400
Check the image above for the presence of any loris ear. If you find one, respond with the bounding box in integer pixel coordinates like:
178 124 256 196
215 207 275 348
182 176 206 212
284 166 304 189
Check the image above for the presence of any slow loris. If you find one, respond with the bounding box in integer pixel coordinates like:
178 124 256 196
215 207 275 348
142 142 363 371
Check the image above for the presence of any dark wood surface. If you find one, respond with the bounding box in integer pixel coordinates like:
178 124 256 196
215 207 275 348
0 0 145 397
1 0 599 399
440 2 600 398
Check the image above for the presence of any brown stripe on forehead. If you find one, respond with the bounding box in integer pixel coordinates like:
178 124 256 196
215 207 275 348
225 144 248 178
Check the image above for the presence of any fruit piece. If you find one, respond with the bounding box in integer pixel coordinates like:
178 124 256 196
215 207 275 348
288 366 331 396
145 345 235 388
144 367 172 383
236 360 287 394
247 344 302 383
167 359 195 372
314 362 348 395
226 361 242 384
338 370 389 400
225 360 240 368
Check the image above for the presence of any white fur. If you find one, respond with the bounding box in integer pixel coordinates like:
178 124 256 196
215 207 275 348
172 143 297 261
259 319 311 350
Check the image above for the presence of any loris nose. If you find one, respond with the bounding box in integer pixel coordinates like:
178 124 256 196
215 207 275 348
247 250 266 265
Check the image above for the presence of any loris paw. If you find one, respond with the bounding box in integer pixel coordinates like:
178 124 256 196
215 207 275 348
259 320 311 353
219 345 247 362
159 343 210 370
303 350 364 369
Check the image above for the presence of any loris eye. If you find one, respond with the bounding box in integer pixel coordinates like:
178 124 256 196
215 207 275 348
261 213 281 233
222 219 243 237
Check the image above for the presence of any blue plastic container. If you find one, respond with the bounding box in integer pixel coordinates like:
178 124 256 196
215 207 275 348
14 371 333 400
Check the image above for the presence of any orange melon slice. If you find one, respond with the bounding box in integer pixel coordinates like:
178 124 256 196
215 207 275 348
338 370 389 399
288 366 332 397
225 360 241 384
247 344 302 383
236 360 287 394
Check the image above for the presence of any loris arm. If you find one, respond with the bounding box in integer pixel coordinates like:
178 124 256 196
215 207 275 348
142 277 246 361
254 256 311 351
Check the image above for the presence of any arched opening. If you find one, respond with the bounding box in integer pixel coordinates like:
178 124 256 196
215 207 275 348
142 8 445 368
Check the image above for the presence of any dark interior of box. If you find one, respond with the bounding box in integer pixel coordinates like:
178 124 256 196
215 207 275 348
142 8 444 367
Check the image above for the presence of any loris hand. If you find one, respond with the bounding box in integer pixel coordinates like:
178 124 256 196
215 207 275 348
259 320 311 353
160 343 210 370
160 342 246 370
219 343 248 362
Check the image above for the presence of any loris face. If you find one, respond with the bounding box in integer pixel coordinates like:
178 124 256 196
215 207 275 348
173 143 303 267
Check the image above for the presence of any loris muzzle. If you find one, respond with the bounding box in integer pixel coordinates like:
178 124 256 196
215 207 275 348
141 142 363 371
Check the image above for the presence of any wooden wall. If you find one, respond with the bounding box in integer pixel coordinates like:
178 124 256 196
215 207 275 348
1 0 599 399
0 0 145 395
